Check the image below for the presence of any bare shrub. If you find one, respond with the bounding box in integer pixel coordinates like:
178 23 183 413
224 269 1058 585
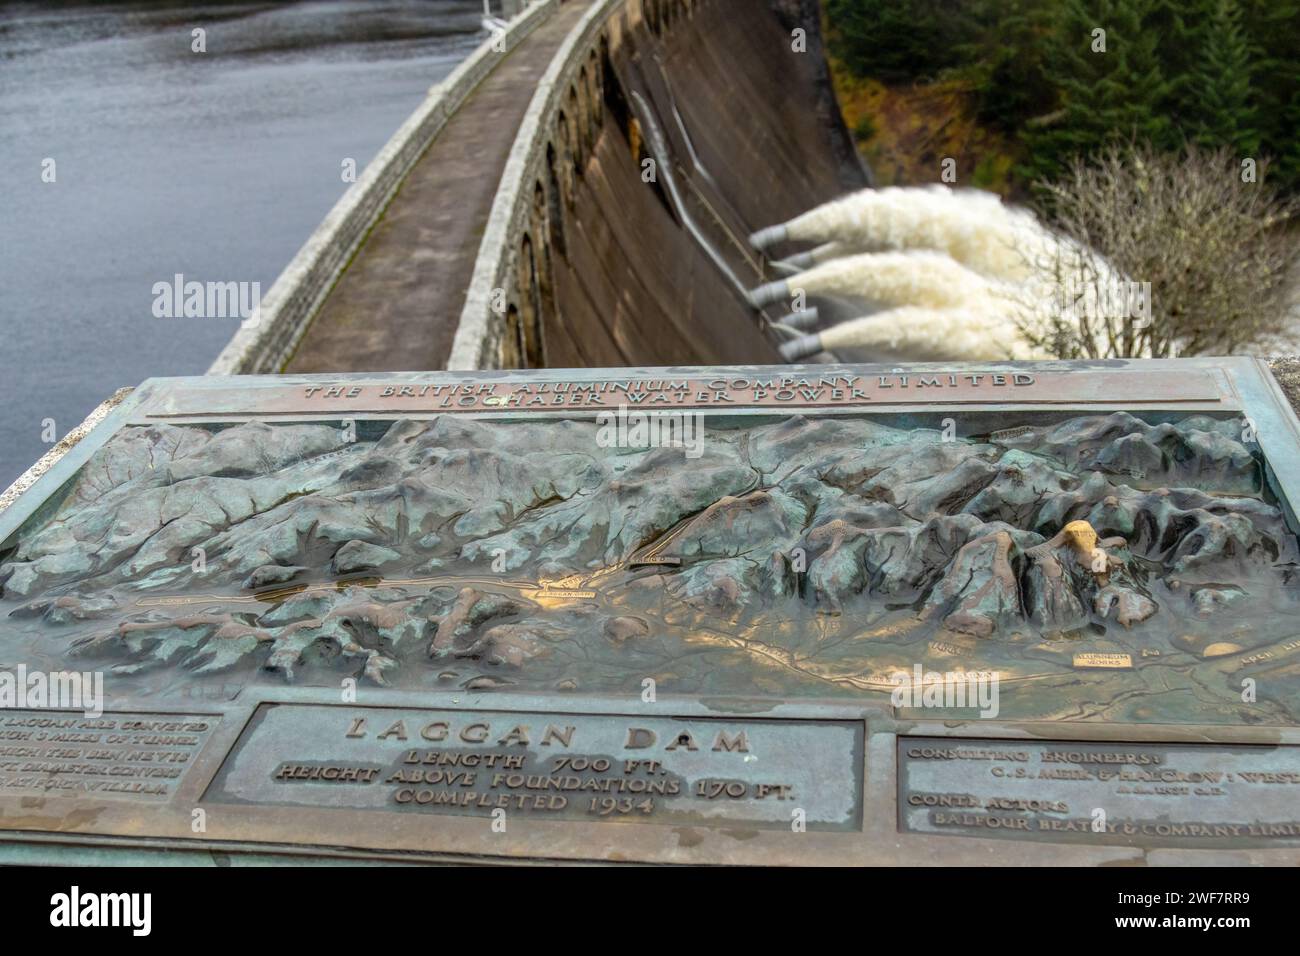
1017 142 1300 358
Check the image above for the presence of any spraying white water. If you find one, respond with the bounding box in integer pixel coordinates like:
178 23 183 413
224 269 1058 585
754 185 1067 282
815 306 1049 360
752 250 997 310
749 185 1128 361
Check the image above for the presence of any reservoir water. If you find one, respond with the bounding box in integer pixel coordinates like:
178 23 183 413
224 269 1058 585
0 0 483 487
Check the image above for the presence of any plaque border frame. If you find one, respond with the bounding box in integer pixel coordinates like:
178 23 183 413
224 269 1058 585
2 359 1299 865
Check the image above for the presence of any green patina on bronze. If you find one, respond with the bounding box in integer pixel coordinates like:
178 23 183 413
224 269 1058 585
0 360 1298 865
2 407 1297 725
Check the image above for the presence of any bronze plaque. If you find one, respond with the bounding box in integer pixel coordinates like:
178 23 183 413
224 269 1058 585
899 737 1300 847
133 367 1231 420
207 704 863 830
0 710 217 801
0 360 1298 864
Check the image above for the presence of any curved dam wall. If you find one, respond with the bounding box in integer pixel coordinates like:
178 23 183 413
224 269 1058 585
450 0 868 369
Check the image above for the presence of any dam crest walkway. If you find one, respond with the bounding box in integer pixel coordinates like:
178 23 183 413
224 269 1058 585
284 0 596 373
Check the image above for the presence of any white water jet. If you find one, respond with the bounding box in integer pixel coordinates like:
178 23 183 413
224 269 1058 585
777 251 997 309
750 185 1130 361
752 185 1069 283
780 306 1052 362
752 250 1059 359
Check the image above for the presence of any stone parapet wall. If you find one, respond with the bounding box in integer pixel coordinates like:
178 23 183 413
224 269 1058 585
447 0 635 370
206 0 559 376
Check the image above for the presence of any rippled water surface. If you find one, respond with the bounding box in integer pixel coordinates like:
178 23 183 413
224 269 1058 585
0 0 483 487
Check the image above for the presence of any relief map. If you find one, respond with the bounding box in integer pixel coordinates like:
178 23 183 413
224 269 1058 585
2 411 1299 725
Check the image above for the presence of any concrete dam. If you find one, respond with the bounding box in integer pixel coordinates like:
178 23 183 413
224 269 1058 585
10 0 1300 872
209 0 867 376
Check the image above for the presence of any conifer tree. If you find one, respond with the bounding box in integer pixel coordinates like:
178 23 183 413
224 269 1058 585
824 0 972 82
1239 0 1300 191
1023 0 1177 181
959 0 1057 133
1189 0 1259 153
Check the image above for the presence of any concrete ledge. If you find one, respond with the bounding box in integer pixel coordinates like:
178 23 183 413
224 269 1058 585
0 388 134 520
447 0 626 370
1268 356 1300 415
206 0 559 376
